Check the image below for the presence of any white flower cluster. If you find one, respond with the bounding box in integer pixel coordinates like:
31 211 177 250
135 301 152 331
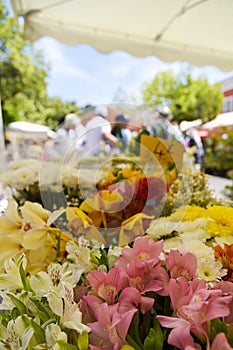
0 159 85 193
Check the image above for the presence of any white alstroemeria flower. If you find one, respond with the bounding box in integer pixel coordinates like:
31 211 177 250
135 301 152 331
0 291 15 311
0 254 27 291
29 262 82 296
66 240 93 272
0 316 34 350
47 290 64 317
47 283 90 334
34 324 67 350
108 245 122 269
197 258 227 285
61 283 90 334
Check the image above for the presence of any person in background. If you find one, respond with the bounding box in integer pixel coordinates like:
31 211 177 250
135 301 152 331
112 113 132 152
147 106 184 144
83 105 117 156
181 125 205 170
54 113 86 158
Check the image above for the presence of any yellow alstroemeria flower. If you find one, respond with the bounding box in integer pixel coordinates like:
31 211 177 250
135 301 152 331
0 198 23 234
80 190 124 213
21 202 65 250
119 213 154 246
0 199 25 272
66 207 106 244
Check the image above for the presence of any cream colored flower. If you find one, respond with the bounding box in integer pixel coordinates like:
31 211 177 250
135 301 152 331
47 284 90 334
163 237 183 251
146 216 180 241
180 240 213 260
66 240 93 272
0 254 27 291
197 258 227 285
0 316 34 350
29 261 83 296
12 167 37 190
214 236 233 247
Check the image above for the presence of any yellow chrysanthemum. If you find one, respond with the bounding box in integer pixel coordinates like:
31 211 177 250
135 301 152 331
206 206 233 237
171 205 209 222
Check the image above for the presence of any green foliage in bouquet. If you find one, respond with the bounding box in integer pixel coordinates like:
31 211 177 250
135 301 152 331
161 169 223 217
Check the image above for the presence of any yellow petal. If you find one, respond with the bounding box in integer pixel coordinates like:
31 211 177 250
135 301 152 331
22 228 48 249
66 207 93 227
21 201 50 225
121 213 154 230
0 199 22 234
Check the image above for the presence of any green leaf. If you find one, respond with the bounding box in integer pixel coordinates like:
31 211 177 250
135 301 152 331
22 315 45 344
6 293 27 314
19 260 31 291
127 312 143 349
56 340 77 350
143 320 163 350
142 310 153 335
77 332 89 350
126 334 143 350
31 299 54 322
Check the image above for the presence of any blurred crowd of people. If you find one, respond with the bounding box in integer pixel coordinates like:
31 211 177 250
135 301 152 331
5 104 205 170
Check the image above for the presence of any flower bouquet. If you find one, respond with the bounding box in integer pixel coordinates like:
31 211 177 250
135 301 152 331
1 196 233 349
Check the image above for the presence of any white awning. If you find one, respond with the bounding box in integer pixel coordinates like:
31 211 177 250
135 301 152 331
7 121 56 139
10 0 233 71
201 112 233 129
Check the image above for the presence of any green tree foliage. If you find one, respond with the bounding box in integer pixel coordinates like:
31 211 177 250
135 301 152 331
142 69 223 123
0 2 79 129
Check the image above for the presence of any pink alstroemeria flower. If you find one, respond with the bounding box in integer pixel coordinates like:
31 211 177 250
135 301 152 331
88 302 135 349
157 277 232 349
79 294 103 323
126 259 169 294
118 286 154 314
213 280 233 324
185 332 233 350
168 277 206 313
115 236 163 271
88 267 128 304
165 249 197 280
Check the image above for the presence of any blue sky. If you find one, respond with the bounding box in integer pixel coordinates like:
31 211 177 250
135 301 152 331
33 37 233 108
6 0 233 108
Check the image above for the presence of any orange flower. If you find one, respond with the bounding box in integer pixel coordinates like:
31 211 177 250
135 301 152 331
214 243 233 280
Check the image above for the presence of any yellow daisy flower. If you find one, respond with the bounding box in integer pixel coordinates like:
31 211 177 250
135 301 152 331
206 206 233 237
